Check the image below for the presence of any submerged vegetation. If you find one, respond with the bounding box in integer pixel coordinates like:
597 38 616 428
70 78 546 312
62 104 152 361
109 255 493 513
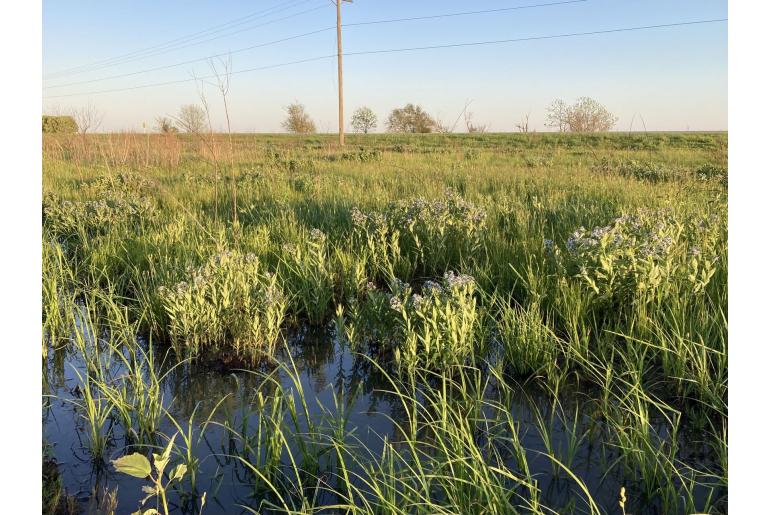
42 131 727 513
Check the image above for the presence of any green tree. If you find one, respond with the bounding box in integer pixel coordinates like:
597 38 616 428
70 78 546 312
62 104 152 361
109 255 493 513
42 115 78 134
351 106 378 134
282 103 317 134
386 104 436 133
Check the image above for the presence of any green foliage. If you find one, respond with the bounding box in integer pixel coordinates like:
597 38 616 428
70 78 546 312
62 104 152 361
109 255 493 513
279 229 335 325
549 208 721 306
386 273 482 372
386 103 436 133
496 299 560 377
42 132 728 513
157 250 286 360
352 188 487 278
43 171 156 240
113 434 189 515
619 160 684 183
42 115 78 134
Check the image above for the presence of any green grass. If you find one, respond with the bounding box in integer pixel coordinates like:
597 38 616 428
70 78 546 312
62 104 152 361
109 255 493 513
42 131 727 513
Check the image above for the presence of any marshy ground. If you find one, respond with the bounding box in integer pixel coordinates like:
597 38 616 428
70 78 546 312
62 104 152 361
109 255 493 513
42 132 727 514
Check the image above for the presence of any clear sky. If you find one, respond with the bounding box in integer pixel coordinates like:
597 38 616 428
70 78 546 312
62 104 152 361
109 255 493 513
42 0 727 132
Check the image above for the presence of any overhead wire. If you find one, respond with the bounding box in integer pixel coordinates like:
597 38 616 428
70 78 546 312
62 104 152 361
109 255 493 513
43 0 323 80
43 18 727 100
43 0 588 90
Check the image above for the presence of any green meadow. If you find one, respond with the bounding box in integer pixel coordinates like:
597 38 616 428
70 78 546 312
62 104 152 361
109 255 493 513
42 131 727 514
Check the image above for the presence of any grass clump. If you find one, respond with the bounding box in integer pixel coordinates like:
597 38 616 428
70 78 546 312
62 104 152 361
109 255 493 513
279 228 335 325
496 299 560 377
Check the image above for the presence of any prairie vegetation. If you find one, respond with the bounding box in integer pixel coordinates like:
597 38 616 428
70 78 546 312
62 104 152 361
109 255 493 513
42 131 727 514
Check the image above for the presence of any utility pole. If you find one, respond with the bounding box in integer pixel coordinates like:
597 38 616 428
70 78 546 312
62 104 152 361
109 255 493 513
336 0 352 146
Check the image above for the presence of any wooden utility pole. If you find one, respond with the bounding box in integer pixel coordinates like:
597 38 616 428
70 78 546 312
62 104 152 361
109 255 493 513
336 0 352 146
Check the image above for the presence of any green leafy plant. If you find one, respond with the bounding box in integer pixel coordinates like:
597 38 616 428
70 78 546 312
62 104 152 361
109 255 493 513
112 434 188 515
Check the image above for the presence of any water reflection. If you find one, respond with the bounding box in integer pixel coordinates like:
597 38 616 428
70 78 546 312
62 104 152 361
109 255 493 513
43 326 724 514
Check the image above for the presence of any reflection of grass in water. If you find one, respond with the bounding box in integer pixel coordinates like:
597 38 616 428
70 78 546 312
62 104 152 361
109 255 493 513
42 132 727 513
42 447 78 515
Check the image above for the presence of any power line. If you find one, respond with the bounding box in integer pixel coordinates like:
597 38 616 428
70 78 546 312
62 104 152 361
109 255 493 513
43 19 727 100
44 0 588 90
43 0 323 80
43 0 317 79
345 0 586 28
43 28 335 90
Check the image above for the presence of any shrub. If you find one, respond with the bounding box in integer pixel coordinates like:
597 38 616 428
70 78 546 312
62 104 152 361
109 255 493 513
42 115 78 134
618 160 684 183
157 250 286 361
282 103 316 134
546 97 617 132
694 163 727 186
326 148 383 163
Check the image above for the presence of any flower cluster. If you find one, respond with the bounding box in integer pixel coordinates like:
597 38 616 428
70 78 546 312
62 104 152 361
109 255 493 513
351 189 487 277
44 172 156 238
550 208 723 301
383 272 481 372
157 250 286 360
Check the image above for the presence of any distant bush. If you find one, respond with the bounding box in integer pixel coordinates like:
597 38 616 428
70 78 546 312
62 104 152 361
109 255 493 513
42 115 78 134
326 147 383 163
618 160 684 183
695 163 727 186
282 103 317 134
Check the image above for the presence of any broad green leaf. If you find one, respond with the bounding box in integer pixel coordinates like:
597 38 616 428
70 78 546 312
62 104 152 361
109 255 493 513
152 453 169 475
170 463 187 482
162 433 177 461
112 453 152 478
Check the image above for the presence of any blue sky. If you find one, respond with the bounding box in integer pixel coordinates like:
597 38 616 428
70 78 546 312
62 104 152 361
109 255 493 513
42 0 727 132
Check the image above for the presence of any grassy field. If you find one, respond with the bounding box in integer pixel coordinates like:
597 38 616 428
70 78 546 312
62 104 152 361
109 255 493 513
42 131 727 514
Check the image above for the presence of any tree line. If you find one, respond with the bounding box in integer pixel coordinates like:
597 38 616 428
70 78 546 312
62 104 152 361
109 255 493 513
43 97 618 135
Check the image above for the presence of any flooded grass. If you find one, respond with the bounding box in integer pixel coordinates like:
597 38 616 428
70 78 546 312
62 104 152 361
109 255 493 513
43 132 727 514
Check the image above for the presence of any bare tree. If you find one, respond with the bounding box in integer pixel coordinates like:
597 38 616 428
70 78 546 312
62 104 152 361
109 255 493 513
464 111 488 133
177 104 207 133
282 103 317 134
154 117 178 134
546 97 617 132
350 106 378 134
515 112 531 133
545 99 569 132
72 102 104 134
209 55 238 225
